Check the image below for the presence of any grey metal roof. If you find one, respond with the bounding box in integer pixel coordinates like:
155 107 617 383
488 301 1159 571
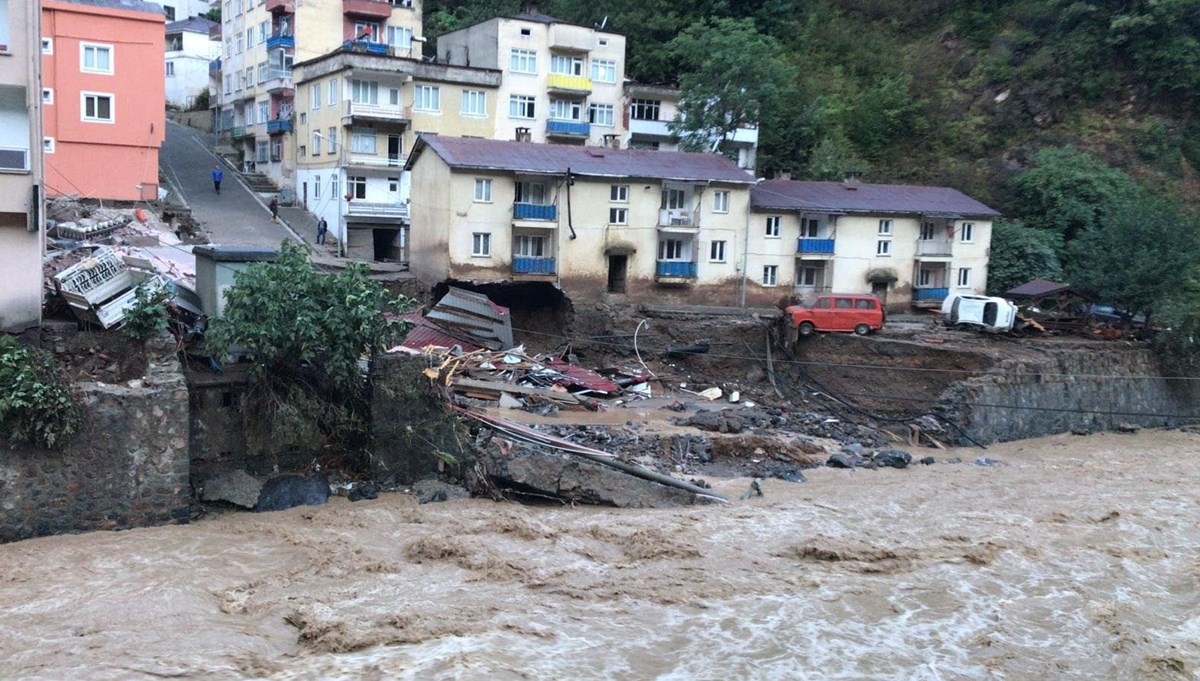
53 0 165 15
1004 278 1073 298
167 16 217 33
752 179 1000 217
411 135 756 184
193 245 278 262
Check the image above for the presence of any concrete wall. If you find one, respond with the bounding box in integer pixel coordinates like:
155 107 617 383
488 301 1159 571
938 346 1198 445
0 337 191 543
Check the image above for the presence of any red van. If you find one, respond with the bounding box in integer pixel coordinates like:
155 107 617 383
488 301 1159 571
786 294 885 336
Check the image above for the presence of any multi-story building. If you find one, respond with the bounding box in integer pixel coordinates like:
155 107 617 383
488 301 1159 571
43 0 165 202
624 82 758 172
292 48 501 259
213 0 422 189
405 135 758 305
166 16 219 108
160 0 209 22
436 10 627 148
0 0 46 332
749 177 999 308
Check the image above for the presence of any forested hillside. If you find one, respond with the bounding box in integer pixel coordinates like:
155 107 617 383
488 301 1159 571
424 1 1200 359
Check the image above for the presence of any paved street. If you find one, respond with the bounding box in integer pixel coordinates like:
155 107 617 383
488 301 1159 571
161 121 295 248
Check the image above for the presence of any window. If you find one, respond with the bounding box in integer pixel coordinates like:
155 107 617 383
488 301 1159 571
609 207 627 225
414 85 440 112
960 222 975 242
245 68 253 89
299 145 306 157
855 299 877 310
225 40 232 59
713 191 729 213
313 175 321 199
662 188 686 210
270 139 282 161
472 232 491 257
43 138 55 153
386 25 412 49
224 74 232 94
312 131 321 155
388 177 399 192
236 34 243 53
234 0 242 13
238 72 246 90
509 95 536 119
800 266 819 287
327 127 337 153
957 267 972 287
244 102 255 125
590 59 616 83
763 265 778 287
610 185 628 202
658 239 685 260
461 90 486 117
878 219 893 235
258 101 269 123
311 84 321 109
258 21 268 43
765 215 781 238
801 217 819 238
348 175 367 199
245 28 253 49
328 79 337 106
42 38 53 54
330 176 339 200
550 54 583 76
630 99 660 121
520 27 531 36
920 222 936 240
549 99 581 121
351 79 378 105
41 88 53 104
598 38 609 46
163 5 175 20
918 268 932 286
298 112 306 124
514 234 546 257
710 240 727 262
351 129 376 153
353 21 379 40
257 63 266 83
81 93 114 122
835 298 853 309
81 43 113 74
255 140 268 163
588 103 614 127
474 178 492 202
876 239 891 256
510 49 537 74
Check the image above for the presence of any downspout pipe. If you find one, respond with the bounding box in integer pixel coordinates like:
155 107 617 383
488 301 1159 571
565 167 577 240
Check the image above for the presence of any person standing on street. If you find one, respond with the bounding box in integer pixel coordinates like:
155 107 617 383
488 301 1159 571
316 218 328 245
269 196 279 223
212 165 223 194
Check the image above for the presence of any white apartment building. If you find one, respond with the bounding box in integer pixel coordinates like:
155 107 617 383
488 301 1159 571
436 9 627 147
166 17 220 108
161 0 209 22
624 82 758 172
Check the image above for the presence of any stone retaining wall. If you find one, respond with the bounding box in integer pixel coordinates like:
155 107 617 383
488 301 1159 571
936 345 1198 445
0 337 190 542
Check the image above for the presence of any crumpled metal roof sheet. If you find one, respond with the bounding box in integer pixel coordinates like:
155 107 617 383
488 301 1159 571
752 179 1000 217
1004 278 1074 298
425 287 514 350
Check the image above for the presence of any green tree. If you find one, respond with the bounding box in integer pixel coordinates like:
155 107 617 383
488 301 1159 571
986 220 1064 296
1008 147 1138 242
1067 191 1200 324
667 17 796 158
123 280 170 343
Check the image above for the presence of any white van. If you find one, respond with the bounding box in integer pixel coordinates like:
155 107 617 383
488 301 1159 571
941 294 1018 333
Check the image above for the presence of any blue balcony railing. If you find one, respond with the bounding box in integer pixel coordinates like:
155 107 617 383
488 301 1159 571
546 119 590 136
513 202 556 220
209 58 221 74
266 34 295 50
797 238 835 254
913 287 949 302
513 257 556 274
267 119 293 133
656 261 697 278
342 39 390 55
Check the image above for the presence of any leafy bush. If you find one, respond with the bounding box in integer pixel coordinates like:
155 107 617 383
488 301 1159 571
123 280 170 343
986 220 1062 296
0 336 81 449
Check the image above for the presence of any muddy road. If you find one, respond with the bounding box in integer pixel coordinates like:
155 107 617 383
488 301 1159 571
2 430 1198 679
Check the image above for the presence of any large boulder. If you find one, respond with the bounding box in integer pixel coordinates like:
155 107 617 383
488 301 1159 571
255 474 330 512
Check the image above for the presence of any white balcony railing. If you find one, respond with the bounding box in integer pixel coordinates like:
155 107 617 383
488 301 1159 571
629 118 672 138
345 100 410 121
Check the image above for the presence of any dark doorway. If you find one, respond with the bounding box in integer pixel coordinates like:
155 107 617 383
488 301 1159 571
607 255 627 293
871 282 888 305
388 134 402 167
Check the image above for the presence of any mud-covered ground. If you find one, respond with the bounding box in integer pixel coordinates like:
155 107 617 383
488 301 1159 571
2 429 1197 679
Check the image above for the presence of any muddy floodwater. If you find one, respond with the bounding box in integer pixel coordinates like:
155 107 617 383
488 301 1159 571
2 430 1199 680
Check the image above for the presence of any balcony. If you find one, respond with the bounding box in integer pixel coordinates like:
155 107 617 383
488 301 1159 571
342 39 391 55
208 58 221 75
916 240 953 257
344 100 410 124
513 202 557 221
797 238 835 254
265 0 293 12
656 261 697 280
726 125 759 146
343 0 392 19
266 33 294 50
228 126 252 140
629 118 672 139
342 152 406 168
267 119 292 134
546 74 592 95
513 257 556 275
545 119 589 138
913 287 949 303
345 201 409 220
658 209 695 228
263 70 293 94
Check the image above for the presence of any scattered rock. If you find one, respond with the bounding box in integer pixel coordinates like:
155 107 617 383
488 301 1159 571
827 453 854 469
1071 427 1093 436
841 442 865 456
254 474 330 512
974 457 1004 466
946 457 963 464
411 479 469 505
347 481 380 502
1116 423 1141 434
200 469 262 509
919 456 936 465
874 450 913 469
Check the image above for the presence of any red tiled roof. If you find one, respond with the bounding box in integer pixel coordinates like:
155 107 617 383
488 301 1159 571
410 136 756 185
752 179 999 217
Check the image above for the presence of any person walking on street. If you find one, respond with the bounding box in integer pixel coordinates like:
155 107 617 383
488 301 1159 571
212 165 223 194
316 218 328 245
269 196 279 223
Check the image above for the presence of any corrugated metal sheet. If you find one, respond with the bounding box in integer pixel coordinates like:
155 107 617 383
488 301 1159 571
424 287 514 350
412 136 756 185
1005 278 1073 298
752 180 1000 217
394 311 482 354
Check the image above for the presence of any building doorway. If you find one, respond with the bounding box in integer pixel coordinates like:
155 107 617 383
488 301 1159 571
607 255 627 293
871 281 889 305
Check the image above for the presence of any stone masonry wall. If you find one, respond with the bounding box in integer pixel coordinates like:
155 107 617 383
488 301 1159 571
936 346 1198 445
0 336 190 543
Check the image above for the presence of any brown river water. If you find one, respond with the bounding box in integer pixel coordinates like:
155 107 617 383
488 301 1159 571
2 430 1198 680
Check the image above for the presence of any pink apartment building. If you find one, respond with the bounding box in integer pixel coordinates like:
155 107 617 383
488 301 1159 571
42 0 165 201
